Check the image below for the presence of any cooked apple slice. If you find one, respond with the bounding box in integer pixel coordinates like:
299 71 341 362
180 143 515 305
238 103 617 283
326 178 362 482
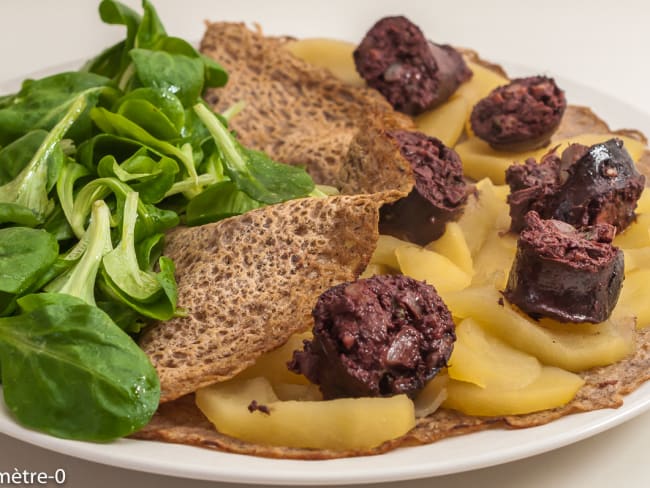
456 178 508 255
443 365 584 416
492 183 510 203
455 60 509 110
413 373 448 418
426 222 473 275
235 332 311 385
415 95 469 147
273 383 322 401
624 247 650 274
448 318 542 389
613 214 650 249
471 231 517 289
196 377 415 450
360 262 393 279
636 187 650 215
444 286 635 371
369 234 412 270
395 245 471 293
618 268 650 328
284 38 365 86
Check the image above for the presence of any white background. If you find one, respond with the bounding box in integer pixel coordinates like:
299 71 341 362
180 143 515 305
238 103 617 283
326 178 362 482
1 0 650 487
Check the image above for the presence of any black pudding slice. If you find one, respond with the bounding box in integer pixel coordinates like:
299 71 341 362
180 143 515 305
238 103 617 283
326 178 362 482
289 275 455 399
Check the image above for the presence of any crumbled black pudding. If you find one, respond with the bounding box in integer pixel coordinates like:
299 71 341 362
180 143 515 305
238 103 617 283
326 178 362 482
289 275 455 399
470 76 566 151
379 130 470 245
354 16 471 116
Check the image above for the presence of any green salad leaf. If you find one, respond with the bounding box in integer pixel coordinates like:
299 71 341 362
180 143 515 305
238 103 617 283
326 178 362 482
193 103 315 204
0 0 317 443
185 181 262 226
0 228 59 314
97 152 179 204
102 191 165 302
116 87 185 138
0 72 112 146
0 131 48 186
45 200 113 306
0 293 160 441
0 92 95 225
130 49 205 108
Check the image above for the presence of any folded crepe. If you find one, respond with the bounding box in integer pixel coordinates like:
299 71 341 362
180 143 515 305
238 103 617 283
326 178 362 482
139 192 401 403
134 24 650 458
200 22 414 187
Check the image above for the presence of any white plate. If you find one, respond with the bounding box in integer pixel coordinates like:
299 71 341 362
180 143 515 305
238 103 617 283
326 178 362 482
1 58 650 487
2 378 650 485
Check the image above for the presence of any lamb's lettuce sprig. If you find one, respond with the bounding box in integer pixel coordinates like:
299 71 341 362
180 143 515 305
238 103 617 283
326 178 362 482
0 91 99 226
0 0 319 442
45 200 113 306
100 191 178 320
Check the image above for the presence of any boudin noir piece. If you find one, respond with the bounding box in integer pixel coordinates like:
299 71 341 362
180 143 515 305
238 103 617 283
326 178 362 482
353 16 472 116
380 130 470 245
506 138 645 233
506 150 562 233
551 138 645 231
289 275 455 399
471 76 566 151
504 211 624 323
506 144 587 233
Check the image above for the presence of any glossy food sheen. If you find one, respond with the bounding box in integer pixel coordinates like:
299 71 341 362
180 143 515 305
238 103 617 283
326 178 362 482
196 377 415 450
507 139 645 232
290 275 455 399
553 138 646 230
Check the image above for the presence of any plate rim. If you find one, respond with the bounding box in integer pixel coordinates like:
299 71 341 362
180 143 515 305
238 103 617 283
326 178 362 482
3 381 650 485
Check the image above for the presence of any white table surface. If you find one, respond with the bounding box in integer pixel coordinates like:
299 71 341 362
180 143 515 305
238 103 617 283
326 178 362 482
1 0 650 486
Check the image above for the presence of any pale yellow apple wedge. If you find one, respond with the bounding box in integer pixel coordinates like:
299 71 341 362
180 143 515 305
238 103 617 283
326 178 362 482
234 332 312 385
395 245 471 293
425 221 473 275
415 95 469 147
369 234 413 270
444 286 635 371
613 214 650 249
618 268 650 328
636 187 650 214
471 231 517 289
448 318 542 389
456 178 509 255
443 366 584 416
624 247 650 274
196 377 415 450
455 60 509 110
284 38 365 86
360 262 393 279
413 373 448 418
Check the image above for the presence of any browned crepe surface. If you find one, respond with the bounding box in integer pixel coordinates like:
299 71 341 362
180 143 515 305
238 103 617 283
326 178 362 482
139 193 394 402
338 110 415 195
